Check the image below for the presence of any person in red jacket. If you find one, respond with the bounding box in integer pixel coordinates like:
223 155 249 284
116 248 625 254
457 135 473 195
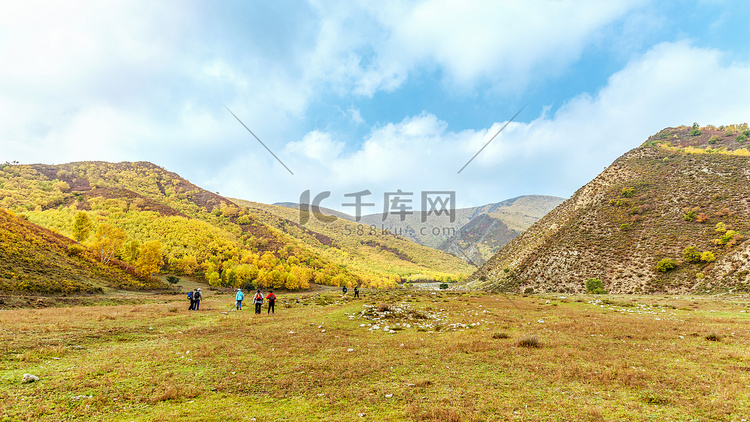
266 290 277 314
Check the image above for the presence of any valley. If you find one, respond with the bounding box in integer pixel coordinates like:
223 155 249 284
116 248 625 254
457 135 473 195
2 289 749 420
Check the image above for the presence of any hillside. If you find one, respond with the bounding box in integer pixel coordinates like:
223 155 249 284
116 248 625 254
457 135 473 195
0 161 471 292
0 209 163 294
230 199 475 283
466 124 750 294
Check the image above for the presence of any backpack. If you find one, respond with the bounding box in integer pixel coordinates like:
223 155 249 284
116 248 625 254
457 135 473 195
187 291 193 299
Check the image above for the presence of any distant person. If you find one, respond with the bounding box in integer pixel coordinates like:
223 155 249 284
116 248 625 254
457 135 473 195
187 289 195 310
354 286 359 298
266 290 277 314
253 289 264 314
235 289 244 311
342 286 348 296
194 288 203 310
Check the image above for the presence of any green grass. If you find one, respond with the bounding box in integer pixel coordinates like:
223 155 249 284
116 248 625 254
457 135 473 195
2 290 750 420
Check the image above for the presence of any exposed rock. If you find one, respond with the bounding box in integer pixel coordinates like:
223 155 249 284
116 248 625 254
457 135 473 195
22 374 39 383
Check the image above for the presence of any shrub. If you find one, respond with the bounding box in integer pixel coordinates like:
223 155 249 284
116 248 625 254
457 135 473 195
683 210 697 221
682 246 701 263
439 283 449 290
67 244 86 257
689 129 702 136
236 215 251 225
700 252 716 263
655 258 677 272
696 272 706 279
705 332 722 342
585 278 607 294
517 335 541 348
708 135 719 144
492 332 510 339
737 133 748 143
621 187 635 197
523 287 534 294
715 222 727 233
725 130 733 136
166 275 181 284
715 230 741 246
696 213 709 223
620 223 631 231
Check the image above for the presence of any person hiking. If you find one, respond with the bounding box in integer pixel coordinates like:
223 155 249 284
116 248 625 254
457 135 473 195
187 289 195 310
266 290 277 314
235 288 244 311
354 286 359 298
253 289 264 314
193 288 203 311
342 285 348 296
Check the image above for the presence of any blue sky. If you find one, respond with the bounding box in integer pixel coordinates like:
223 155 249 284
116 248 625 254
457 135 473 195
3 1 750 213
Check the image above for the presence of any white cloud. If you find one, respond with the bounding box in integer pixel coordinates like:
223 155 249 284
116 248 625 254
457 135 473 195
3 2 750 216
285 131 344 163
307 0 649 96
222 41 750 212
348 108 365 125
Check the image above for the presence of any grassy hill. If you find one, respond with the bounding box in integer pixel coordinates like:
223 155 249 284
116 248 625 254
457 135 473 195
0 161 472 293
466 124 750 294
0 208 163 294
230 199 475 284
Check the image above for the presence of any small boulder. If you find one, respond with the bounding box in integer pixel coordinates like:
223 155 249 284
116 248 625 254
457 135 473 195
22 374 39 383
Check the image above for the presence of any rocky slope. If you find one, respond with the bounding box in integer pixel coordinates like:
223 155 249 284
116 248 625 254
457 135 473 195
466 124 750 294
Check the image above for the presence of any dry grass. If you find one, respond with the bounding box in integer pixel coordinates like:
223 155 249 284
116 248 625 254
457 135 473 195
1 291 750 421
516 334 541 348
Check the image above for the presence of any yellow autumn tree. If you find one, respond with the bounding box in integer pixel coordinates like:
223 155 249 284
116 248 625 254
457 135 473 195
136 240 163 275
72 211 92 243
90 223 126 264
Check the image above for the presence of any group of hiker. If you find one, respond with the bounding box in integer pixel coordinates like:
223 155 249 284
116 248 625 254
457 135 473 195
235 288 276 314
342 285 359 298
187 284 361 313
187 288 202 310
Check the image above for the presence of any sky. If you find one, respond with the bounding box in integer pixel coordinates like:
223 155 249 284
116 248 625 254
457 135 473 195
3 0 750 214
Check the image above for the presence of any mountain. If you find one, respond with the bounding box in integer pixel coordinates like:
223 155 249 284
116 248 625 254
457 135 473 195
0 161 471 292
0 208 163 294
273 195 563 265
230 199 475 283
466 124 750 294
354 195 564 264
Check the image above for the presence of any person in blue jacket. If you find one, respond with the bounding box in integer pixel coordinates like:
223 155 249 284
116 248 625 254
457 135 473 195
235 288 244 310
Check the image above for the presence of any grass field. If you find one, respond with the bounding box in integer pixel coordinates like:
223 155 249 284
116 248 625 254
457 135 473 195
2 289 750 421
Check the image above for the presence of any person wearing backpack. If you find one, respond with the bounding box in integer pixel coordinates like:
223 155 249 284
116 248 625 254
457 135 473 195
253 289 264 314
187 289 195 310
235 289 244 311
194 288 203 311
266 290 277 314
354 286 359 298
